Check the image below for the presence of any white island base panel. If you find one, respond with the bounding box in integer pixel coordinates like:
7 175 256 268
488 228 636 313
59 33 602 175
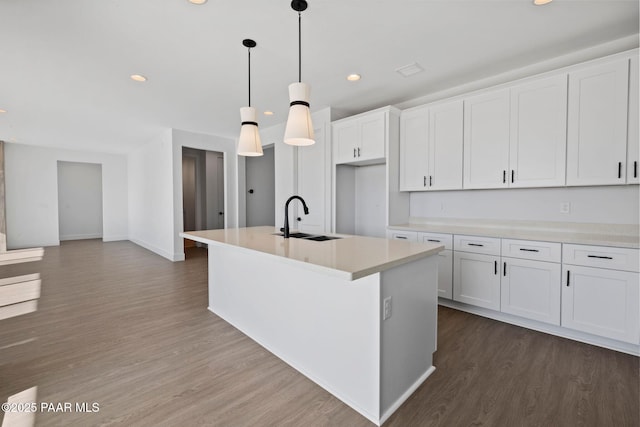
207 244 438 425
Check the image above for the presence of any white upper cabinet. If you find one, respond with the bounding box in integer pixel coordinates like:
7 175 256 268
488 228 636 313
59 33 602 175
463 89 511 189
566 58 630 186
429 99 464 190
509 74 568 187
333 111 386 165
399 106 429 191
399 100 463 191
627 56 639 184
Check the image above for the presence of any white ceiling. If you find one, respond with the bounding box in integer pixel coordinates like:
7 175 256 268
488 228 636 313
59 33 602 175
0 0 638 154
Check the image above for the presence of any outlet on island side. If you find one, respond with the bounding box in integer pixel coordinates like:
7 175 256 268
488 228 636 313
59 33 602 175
560 202 571 214
383 297 392 320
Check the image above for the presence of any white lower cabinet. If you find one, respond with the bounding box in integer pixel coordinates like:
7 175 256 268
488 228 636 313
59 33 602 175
453 251 501 310
501 258 561 325
419 232 453 299
561 265 639 344
561 244 640 345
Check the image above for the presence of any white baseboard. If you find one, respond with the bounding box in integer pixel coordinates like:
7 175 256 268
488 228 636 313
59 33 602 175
59 233 102 241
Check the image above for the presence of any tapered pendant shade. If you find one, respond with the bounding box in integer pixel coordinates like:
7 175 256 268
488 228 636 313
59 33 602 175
238 106 263 156
284 82 315 146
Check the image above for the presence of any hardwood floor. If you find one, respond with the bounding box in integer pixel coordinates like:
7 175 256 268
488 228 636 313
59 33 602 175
0 239 638 426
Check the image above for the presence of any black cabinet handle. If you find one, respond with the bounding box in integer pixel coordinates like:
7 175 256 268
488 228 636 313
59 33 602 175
353 148 356 158
358 147 361 157
424 176 427 187
503 170 506 183
396 236 407 240
566 270 570 286
494 260 498 275
635 161 638 179
427 239 441 242
618 162 622 179
503 261 506 276
511 170 514 183
429 176 433 187
587 255 613 260
468 243 484 247
519 248 539 252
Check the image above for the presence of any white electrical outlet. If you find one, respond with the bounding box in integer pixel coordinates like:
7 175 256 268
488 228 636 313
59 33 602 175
383 297 392 320
560 202 571 214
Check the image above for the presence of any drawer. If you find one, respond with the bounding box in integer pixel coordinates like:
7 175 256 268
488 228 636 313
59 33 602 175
502 239 561 263
418 232 453 250
563 244 639 272
387 230 418 242
454 235 501 256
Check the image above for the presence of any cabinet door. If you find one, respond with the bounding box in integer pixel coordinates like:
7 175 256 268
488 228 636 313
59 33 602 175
399 106 429 191
627 55 639 184
437 249 453 299
463 89 510 189
501 258 561 325
333 121 358 164
429 99 463 190
509 74 568 188
562 265 639 344
360 112 386 161
453 251 500 310
567 58 629 186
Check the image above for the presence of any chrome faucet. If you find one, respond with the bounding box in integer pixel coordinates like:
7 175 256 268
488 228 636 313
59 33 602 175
283 195 309 238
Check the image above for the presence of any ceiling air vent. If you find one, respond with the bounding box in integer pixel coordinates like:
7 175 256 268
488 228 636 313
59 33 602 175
395 62 424 78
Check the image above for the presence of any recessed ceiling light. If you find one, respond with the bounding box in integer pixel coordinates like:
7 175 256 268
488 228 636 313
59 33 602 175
188 0 208 4
533 0 553 5
130 74 147 82
347 74 361 82
0 109 6 114
264 111 274 116
395 62 424 78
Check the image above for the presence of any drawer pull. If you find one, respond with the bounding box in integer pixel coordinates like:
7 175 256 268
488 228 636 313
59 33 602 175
511 170 514 183
429 175 433 187
494 260 497 275
427 239 441 242
519 248 539 252
468 243 484 247
395 236 408 240
503 261 506 276
587 255 613 260
503 170 506 184
566 270 570 286
635 161 638 179
423 176 427 187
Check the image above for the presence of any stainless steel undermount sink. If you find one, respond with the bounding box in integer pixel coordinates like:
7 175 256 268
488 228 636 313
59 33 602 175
273 232 342 241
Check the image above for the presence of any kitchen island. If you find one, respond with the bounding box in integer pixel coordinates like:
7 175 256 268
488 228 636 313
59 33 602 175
181 226 443 425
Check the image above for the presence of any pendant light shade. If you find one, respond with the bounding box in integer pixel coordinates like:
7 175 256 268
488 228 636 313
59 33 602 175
284 82 314 146
238 106 263 156
237 39 263 157
284 0 315 146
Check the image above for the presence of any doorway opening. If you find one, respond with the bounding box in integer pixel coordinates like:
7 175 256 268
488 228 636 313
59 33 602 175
57 161 103 242
182 148 225 250
245 146 275 227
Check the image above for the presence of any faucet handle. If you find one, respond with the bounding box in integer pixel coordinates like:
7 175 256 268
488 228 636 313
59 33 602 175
279 227 285 232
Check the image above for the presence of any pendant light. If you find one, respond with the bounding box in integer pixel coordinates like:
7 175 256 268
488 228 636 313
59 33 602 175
284 0 315 146
237 39 263 156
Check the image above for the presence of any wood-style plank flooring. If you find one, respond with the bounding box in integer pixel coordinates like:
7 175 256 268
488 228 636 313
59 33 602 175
0 240 638 426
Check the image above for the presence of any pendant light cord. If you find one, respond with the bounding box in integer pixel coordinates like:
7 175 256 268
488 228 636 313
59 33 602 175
248 47 251 107
298 11 302 83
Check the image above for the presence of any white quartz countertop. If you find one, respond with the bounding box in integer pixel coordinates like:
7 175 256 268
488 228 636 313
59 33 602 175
181 226 443 280
388 219 639 249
